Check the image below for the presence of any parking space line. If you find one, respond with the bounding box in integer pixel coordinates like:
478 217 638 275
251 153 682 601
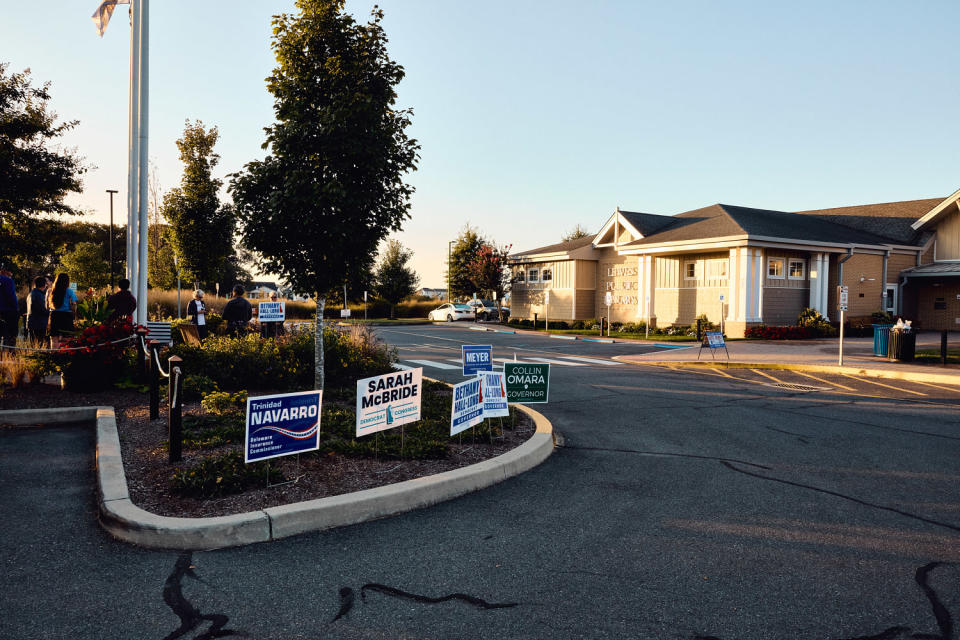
559 356 623 366
841 374 927 396
793 371 854 390
709 367 735 378
405 359 460 370
751 369 786 384
902 379 960 393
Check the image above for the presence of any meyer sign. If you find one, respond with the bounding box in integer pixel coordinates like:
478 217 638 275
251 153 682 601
258 301 285 322
461 344 493 376
451 377 484 435
356 368 423 437
503 362 550 404
245 390 322 462
479 371 509 418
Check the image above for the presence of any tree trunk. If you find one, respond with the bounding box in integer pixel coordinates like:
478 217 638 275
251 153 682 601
315 296 325 390
390 303 396 320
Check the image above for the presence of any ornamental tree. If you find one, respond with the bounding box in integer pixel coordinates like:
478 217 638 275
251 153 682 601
373 239 419 319
447 226 486 301
229 0 419 389
466 242 512 321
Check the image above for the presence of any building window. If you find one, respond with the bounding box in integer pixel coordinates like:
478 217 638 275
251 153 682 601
767 258 785 279
528 268 539 283
515 270 525 283
707 259 728 280
788 259 805 280
541 268 553 282
684 261 697 280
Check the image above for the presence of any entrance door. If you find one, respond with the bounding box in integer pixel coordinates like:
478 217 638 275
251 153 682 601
884 284 897 314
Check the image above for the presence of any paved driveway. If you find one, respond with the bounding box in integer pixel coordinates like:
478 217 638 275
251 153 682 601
1 324 958 639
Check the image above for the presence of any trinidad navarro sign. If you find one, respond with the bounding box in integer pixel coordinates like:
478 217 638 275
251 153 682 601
503 362 550 404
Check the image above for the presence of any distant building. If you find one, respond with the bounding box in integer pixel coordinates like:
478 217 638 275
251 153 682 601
509 190 960 336
247 281 278 300
418 287 447 300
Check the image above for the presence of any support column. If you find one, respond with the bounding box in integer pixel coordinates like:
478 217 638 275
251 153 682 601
809 253 822 312
820 255 830 321
727 248 737 321
753 248 764 322
741 248 752 321
644 255 655 325
637 255 646 319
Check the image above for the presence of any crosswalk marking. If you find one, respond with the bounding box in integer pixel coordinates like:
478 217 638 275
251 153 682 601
405 359 460 370
558 356 623 366
521 357 587 367
447 359 503 368
392 363 413 370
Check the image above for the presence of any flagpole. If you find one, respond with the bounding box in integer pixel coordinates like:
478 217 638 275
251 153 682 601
136 0 149 325
126 0 140 295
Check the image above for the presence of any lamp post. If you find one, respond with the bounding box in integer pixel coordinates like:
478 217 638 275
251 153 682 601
106 189 118 289
447 239 455 302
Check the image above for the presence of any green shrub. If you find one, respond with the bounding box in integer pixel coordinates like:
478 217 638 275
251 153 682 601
170 452 282 498
179 414 245 449
201 390 248 416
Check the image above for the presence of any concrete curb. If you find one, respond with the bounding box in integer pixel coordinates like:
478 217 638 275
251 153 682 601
0 403 554 550
616 358 960 386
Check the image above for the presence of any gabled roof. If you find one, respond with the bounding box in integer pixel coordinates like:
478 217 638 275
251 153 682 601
619 210 676 236
510 234 596 258
623 204 894 247
911 188 960 232
796 198 942 244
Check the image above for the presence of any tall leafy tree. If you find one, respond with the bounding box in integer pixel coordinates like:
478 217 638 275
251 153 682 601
0 63 87 273
447 226 485 301
561 224 592 242
466 242 512 321
230 0 419 389
160 120 236 290
59 242 109 289
373 240 419 319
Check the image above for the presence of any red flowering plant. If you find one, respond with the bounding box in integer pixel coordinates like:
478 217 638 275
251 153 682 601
49 321 142 391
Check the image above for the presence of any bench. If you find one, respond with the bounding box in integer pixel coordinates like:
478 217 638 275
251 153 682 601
145 321 173 346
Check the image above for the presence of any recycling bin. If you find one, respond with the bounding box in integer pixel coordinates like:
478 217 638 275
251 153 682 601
887 329 916 362
872 324 893 357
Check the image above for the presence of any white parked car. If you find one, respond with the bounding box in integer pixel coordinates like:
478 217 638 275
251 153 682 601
428 303 475 322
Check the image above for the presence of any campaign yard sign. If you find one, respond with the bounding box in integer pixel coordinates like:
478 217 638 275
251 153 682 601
479 371 509 418
451 377 484 435
461 344 493 376
504 362 550 403
705 331 725 348
356 368 423 437
245 390 322 462
258 301 285 322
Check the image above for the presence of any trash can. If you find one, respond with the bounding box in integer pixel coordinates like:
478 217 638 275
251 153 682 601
872 324 893 357
887 329 916 362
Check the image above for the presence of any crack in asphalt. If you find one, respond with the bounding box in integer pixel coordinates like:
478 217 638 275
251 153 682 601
330 586 355 623
359 583 518 609
562 444 772 470
694 562 956 640
762 425 811 443
761 406 960 442
161 552 240 640
720 461 960 533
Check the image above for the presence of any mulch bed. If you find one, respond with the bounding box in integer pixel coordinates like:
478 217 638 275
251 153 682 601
0 383 535 518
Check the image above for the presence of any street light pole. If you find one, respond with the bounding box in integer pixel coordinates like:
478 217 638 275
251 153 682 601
106 189 118 289
447 240 455 302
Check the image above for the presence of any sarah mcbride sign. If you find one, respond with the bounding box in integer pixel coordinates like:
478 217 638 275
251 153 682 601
356 368 423 437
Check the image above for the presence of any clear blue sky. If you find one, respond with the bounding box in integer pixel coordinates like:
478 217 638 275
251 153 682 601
4 0 959 288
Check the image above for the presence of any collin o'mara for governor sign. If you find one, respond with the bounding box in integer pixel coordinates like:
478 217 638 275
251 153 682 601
356 368 423 437
245 390 322 462
504 362 550 403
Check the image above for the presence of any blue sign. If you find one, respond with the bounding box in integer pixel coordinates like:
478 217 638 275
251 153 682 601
245 390 322 462
451 377 484 435
258 301 285 322
705 331 726 348
461 344 493 376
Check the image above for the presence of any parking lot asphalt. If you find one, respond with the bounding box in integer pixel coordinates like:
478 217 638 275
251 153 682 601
1 323 958 639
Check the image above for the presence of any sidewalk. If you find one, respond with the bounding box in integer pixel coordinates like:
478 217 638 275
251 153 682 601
616 331 960 385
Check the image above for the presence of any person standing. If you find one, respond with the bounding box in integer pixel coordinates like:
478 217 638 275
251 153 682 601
186 289 208 341
46 273 78 347
25 276 49 343
106 278 137 325
221 284 252 337
0 268 18 346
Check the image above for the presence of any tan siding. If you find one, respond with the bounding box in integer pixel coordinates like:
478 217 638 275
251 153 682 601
934 208 960 260
575 289 596 319
654 289 679 325
576 260 597 287
655 257 679 288
912 282 960 330
553 261 574 289
763 250 809 289
843 254 884 316
920 244 935 265
597 254 639 320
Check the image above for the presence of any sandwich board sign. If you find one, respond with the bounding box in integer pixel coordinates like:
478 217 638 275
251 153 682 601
503 362 550 403
258 301 285 322
355 368 423 437
451 377 484 435
245 390 322 462
461 344 493 376
479 371 509 418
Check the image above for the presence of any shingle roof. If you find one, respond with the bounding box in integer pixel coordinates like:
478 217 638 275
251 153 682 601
623 204 894 247
794 198 941 245
511 234 596 258
619 211 675 236
900 262 960 276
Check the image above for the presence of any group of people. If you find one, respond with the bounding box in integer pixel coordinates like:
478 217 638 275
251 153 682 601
0 269 137 348
186 285 284 340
